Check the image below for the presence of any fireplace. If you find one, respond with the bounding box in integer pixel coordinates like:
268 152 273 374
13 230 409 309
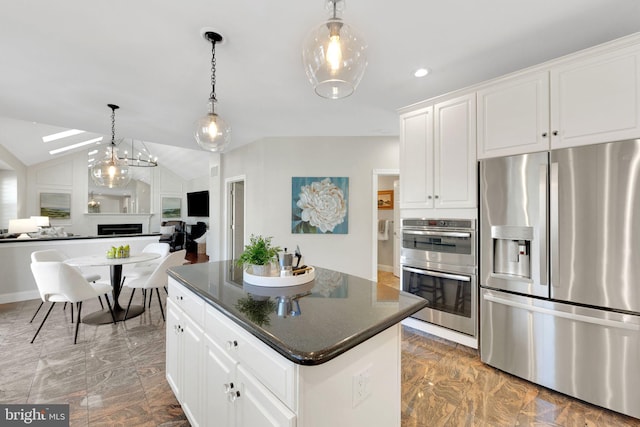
97 223 143 235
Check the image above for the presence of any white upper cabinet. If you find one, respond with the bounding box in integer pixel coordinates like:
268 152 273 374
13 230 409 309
550 44 640 149
477 71 550 159
399 93 476 210
478 38 640 158
434 93 477 209
399 106 434 209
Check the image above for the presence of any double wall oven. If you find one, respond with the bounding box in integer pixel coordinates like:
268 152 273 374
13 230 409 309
400 218 477 336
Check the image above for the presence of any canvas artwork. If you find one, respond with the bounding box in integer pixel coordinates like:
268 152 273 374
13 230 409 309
291 177 349 234
40 192 71 219
162 197 181 218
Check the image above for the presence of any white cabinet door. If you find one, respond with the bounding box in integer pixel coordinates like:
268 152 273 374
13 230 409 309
550 45 640 149
165 299 181 399
399 106 433 209
235 365 296 427
181 313 203 427
434 93 477 208
477 71 550 158
204 334 236 427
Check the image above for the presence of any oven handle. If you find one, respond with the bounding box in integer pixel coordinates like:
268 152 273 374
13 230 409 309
402 230 472 238
402 266 471 282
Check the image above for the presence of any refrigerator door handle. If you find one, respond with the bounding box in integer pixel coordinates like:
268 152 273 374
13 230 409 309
483 293 640 331
539 164 548 287
550 162 559 287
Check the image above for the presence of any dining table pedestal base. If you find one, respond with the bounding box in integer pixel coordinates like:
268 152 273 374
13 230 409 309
82 305 145 324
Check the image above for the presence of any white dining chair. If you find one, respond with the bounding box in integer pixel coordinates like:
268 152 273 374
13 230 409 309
30 249 109 323
29 261 116 344
123 249 187 321
122 242 170 279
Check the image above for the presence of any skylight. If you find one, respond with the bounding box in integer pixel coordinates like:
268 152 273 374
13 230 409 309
49 137 103 155
42 129 85 143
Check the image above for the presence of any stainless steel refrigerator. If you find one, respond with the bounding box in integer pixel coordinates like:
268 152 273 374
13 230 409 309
479 139 640 419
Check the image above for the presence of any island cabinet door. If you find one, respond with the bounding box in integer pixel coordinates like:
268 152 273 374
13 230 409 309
166 299 182 399
181 313 204 426
235 365 296 427
203 334 237 427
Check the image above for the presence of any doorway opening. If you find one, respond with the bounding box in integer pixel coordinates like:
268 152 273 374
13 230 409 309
225 176 245 261
372 169 400 287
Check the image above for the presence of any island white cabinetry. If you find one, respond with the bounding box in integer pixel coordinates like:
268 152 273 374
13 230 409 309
399 93 476 211
204 304 296 427
166 282 204 426
478 38 640 158
166 277 405 427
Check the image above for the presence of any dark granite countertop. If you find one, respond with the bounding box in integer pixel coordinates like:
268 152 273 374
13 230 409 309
0 233 161 243
167 261 428 366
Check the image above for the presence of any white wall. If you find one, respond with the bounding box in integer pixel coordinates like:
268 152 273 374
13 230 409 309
218 136 399 280
0 170 17 230
0 143 27 219
21 150 204 235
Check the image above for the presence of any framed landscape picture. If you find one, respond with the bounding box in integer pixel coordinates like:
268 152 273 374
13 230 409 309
162 197 181 218
40 192 71 220
292 177 349 234
377 190 393 210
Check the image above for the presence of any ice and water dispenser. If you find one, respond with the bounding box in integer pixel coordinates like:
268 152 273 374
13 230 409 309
491 226 533 279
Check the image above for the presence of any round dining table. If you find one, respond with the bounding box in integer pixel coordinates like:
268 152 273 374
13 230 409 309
65 252 160 324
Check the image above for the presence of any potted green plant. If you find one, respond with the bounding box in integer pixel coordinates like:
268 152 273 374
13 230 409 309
236 234 281 276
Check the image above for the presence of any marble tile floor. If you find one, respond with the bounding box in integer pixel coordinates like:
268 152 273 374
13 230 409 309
1 285 638 426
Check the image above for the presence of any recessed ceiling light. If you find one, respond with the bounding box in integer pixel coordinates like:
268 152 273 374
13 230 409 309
49 137 103 155
42 129 85 143
414 68 430 78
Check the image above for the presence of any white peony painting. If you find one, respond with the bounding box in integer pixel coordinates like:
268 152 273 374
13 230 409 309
292 177 348 234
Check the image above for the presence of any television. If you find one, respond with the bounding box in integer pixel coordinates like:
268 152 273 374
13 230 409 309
186 190 209 217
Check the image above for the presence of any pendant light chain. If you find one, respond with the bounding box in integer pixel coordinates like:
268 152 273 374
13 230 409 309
111 107 116 144
210 41 217 102
110 105 117 162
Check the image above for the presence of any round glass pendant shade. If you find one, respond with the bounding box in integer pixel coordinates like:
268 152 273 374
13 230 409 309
90 146 131 188
194 101 231 152
302 18 367 99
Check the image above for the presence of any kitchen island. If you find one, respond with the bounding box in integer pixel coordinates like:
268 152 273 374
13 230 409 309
166 261 428 427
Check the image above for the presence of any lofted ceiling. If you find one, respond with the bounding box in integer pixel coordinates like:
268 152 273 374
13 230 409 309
1 0 640 179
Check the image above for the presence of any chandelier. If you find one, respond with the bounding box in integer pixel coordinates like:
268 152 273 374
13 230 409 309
118 139 158 167
90 104 131 188
194 31 231 152
302 0 368 99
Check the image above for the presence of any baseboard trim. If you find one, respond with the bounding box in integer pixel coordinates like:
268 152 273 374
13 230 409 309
401 317 478 349
377 264 394 273
0 290 39 304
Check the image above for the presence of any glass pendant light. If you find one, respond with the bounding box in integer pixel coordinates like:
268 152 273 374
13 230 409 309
90 104 131 188
302 0 368 99
194 31 231 152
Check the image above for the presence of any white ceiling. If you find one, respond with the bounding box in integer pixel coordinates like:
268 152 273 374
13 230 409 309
1 0 640 178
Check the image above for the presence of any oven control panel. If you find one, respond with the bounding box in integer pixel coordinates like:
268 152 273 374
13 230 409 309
402 218 474 229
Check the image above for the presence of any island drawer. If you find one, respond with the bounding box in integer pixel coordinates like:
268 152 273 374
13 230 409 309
168 279 204 326
205 305 297 409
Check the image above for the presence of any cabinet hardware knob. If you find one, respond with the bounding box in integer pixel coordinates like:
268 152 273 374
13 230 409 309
427 195 432 199
542 132 548 138
435 195 439 199
223 382 234 393
226 340 238 350
227 390 241 402
553 130 558 136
